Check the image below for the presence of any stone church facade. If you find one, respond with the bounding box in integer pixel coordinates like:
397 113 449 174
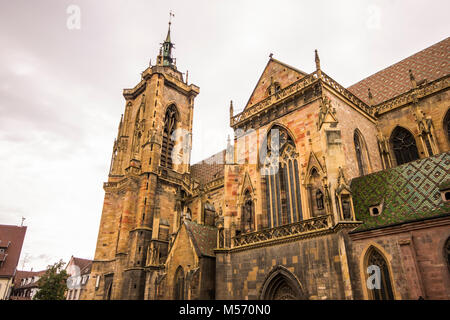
82 25 450 300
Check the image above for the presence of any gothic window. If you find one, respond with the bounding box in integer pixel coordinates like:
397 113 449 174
161 104 178 168
354 130 370 176
174 266 184 300
445 237 450 274
263 125 303 228
366 248 394 300
444 109 450 143
241 190 254 233
390 126 419 166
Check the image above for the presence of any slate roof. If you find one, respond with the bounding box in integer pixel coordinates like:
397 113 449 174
184 220 217 258
350 152 450 232
348 37 450 105
190 150 226 185
0 225 27 278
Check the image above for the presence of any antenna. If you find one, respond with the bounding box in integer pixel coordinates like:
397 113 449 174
21 253 29 270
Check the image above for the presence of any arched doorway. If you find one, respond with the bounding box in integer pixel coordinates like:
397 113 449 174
174 266 185 300
259 266 305 300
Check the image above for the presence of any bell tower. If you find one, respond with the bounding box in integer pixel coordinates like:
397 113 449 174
86 20 199 300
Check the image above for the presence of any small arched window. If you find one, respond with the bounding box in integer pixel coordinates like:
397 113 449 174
390 126 419 166
174 266 184 300
161 104 178 168
267 82 281 96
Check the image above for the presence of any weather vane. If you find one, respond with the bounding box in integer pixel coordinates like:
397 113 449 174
169 10 175 25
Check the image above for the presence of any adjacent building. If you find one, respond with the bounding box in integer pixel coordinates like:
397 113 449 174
65 256 92 300
9 270 46 300
0 224 27 300
83 24 450 300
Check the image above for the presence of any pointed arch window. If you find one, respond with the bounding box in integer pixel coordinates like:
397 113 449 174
445 237 450 274
391 127 419 165
174 266 184 300
161 104 178 168
354 130 370 176
262 125 303 228
365 248 394 300
444 109 450 143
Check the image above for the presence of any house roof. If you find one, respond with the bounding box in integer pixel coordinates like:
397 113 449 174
0 225 27 278
13 269 46 289
350 151 450 232
184 220 217 258
67 256 92 275
348 37 450 105
190 150 226 185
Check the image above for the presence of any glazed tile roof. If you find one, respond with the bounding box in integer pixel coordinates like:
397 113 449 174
184 220 217 258
190 150 226 185
0 225 27 277
348 37 450 105
350 152 450 232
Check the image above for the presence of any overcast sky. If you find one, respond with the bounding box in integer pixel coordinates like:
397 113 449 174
0 0 448 271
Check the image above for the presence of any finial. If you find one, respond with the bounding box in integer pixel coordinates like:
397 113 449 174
315 49 321 71
269 53 273 58
169 10 174 31
368 88 373 105
409 69 417 88
230 100 234 118
186 70 189 84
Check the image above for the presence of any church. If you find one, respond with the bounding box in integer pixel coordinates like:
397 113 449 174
82 23 450 300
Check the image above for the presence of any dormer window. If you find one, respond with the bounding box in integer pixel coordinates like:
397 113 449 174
439 181 450 202
369 201 384 216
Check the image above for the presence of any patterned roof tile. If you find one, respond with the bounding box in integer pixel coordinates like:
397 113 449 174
350 152 450 231
348 37 450 105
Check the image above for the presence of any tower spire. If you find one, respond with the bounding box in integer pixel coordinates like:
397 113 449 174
157 11 176 68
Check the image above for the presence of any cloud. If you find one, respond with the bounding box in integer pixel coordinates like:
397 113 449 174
1 0 449 272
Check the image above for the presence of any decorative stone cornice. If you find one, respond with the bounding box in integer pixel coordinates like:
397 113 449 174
123 65 199 100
